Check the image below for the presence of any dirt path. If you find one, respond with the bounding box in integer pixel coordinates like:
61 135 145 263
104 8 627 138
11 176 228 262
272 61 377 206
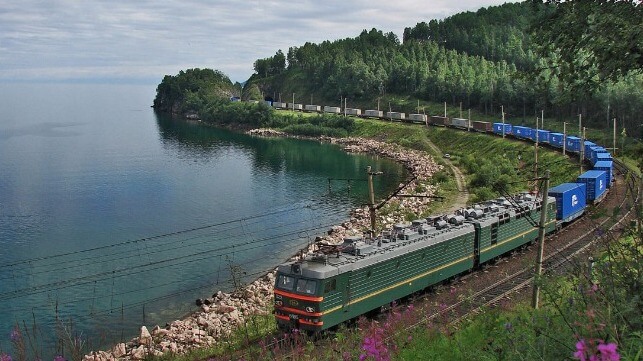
425 138 469 213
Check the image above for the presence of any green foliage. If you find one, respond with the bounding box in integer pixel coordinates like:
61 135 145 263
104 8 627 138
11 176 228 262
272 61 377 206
532 0 643 93
153 68 236 113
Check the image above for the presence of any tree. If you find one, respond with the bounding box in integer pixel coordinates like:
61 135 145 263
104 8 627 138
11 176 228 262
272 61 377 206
532 0 642 93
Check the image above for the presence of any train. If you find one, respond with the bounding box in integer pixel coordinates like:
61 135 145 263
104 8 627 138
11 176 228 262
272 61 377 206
271 104 614 332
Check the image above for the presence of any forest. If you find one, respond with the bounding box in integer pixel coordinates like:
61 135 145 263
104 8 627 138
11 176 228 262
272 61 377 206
243 1 641 135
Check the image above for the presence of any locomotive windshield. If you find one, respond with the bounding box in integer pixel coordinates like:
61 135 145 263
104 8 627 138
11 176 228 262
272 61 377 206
276 274 295 291
276 274 318 295
295 278 317 295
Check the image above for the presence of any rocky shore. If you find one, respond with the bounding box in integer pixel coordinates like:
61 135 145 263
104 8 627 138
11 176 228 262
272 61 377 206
83 130 443 360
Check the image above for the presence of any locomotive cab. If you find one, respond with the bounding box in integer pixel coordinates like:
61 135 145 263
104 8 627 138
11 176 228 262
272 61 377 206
274 265 325 331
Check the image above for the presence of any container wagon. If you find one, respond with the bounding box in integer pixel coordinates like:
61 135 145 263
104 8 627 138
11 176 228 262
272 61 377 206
549 133 565 148
387 112 405 121
584 141 597 161
590 147 610 165
595 153 613 164
408 114 427 123
305 105 321 112
324 106 341 114
289 103 303 111
566 136 581 153
364 110 383 118
532 130 550 143
548 183 587 223
493 123 512 136
450 118 469 129
273 102 287 109
576 170 608 203
344 108 361 116
593 161 613 187
429 116 448 126
472 121 492 133
512 126 532 140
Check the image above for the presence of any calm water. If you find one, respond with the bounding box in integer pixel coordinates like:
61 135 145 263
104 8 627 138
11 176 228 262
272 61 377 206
0 83 407 354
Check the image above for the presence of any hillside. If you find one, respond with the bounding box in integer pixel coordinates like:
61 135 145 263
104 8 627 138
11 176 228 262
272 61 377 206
243 1 641 134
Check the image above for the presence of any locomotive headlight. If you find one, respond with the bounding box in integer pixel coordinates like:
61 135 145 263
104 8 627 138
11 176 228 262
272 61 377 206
275 300 283 307
305 306 315 313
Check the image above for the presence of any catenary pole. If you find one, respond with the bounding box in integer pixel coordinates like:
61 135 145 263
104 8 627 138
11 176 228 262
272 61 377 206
532 170 550 309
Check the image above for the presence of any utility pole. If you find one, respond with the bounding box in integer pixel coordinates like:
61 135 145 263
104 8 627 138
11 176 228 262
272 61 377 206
459 102 462 118
444 102 447 118
563 122 567 156
344 97 347 117
541 110 544 130
534 117 539 192
579 114 583 174
532 170 550 309
613 118 617 156
502 105 505 138
367 166 383 236
292 93 295 111
580 126 586 174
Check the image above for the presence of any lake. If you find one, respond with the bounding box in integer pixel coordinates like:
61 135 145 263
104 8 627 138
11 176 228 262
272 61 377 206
0 83 407 355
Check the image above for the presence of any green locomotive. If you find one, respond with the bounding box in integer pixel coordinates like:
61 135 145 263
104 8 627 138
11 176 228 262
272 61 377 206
274 193 557 331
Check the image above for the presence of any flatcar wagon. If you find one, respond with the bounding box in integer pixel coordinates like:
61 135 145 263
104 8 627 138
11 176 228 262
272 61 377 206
472 120 492 133
493 122 512 136
408 113 427 124
364 110 383 118
345 108 362 116
387 112 405 121
450 118 469 130
429 116 448 126
324 106 341 114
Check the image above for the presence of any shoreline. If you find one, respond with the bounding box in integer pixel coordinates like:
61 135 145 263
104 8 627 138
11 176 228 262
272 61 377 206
83 128 444 361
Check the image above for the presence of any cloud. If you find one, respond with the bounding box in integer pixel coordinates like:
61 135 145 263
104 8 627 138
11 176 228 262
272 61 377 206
0 0 515 83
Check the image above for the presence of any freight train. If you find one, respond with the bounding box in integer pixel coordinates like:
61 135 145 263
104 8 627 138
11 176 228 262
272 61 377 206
272 104 614 332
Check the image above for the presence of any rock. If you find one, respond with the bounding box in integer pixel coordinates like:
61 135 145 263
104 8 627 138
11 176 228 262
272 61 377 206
111 343 126 358
139 326 152 346
130 345 146 360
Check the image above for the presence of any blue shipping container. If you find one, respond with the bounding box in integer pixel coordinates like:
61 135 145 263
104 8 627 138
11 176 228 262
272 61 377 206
595 152 612 163
532 129 550 143
549 183 587 221
593 161 613 188
590 146 608 165
577 170 607 203
549 133 564 148
513 126 532 139
493 123 512 135
566 136 581 152
584 141 596 161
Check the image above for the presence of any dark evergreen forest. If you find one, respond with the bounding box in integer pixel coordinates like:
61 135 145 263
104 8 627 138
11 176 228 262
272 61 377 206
244 1 641 134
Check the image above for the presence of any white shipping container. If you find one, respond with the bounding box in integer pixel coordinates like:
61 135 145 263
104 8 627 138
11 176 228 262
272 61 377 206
408 114 427 123
324 106 341 114
345 108 362 116
386 112 405 120
305 105 321 112
364 110 383 118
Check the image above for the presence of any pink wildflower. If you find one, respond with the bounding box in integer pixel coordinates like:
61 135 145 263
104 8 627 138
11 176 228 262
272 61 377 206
0 354 12 361
597 342 620 361
574 339 588 361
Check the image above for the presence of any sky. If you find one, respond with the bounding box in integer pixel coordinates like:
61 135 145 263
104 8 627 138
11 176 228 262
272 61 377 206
0 1 516 84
